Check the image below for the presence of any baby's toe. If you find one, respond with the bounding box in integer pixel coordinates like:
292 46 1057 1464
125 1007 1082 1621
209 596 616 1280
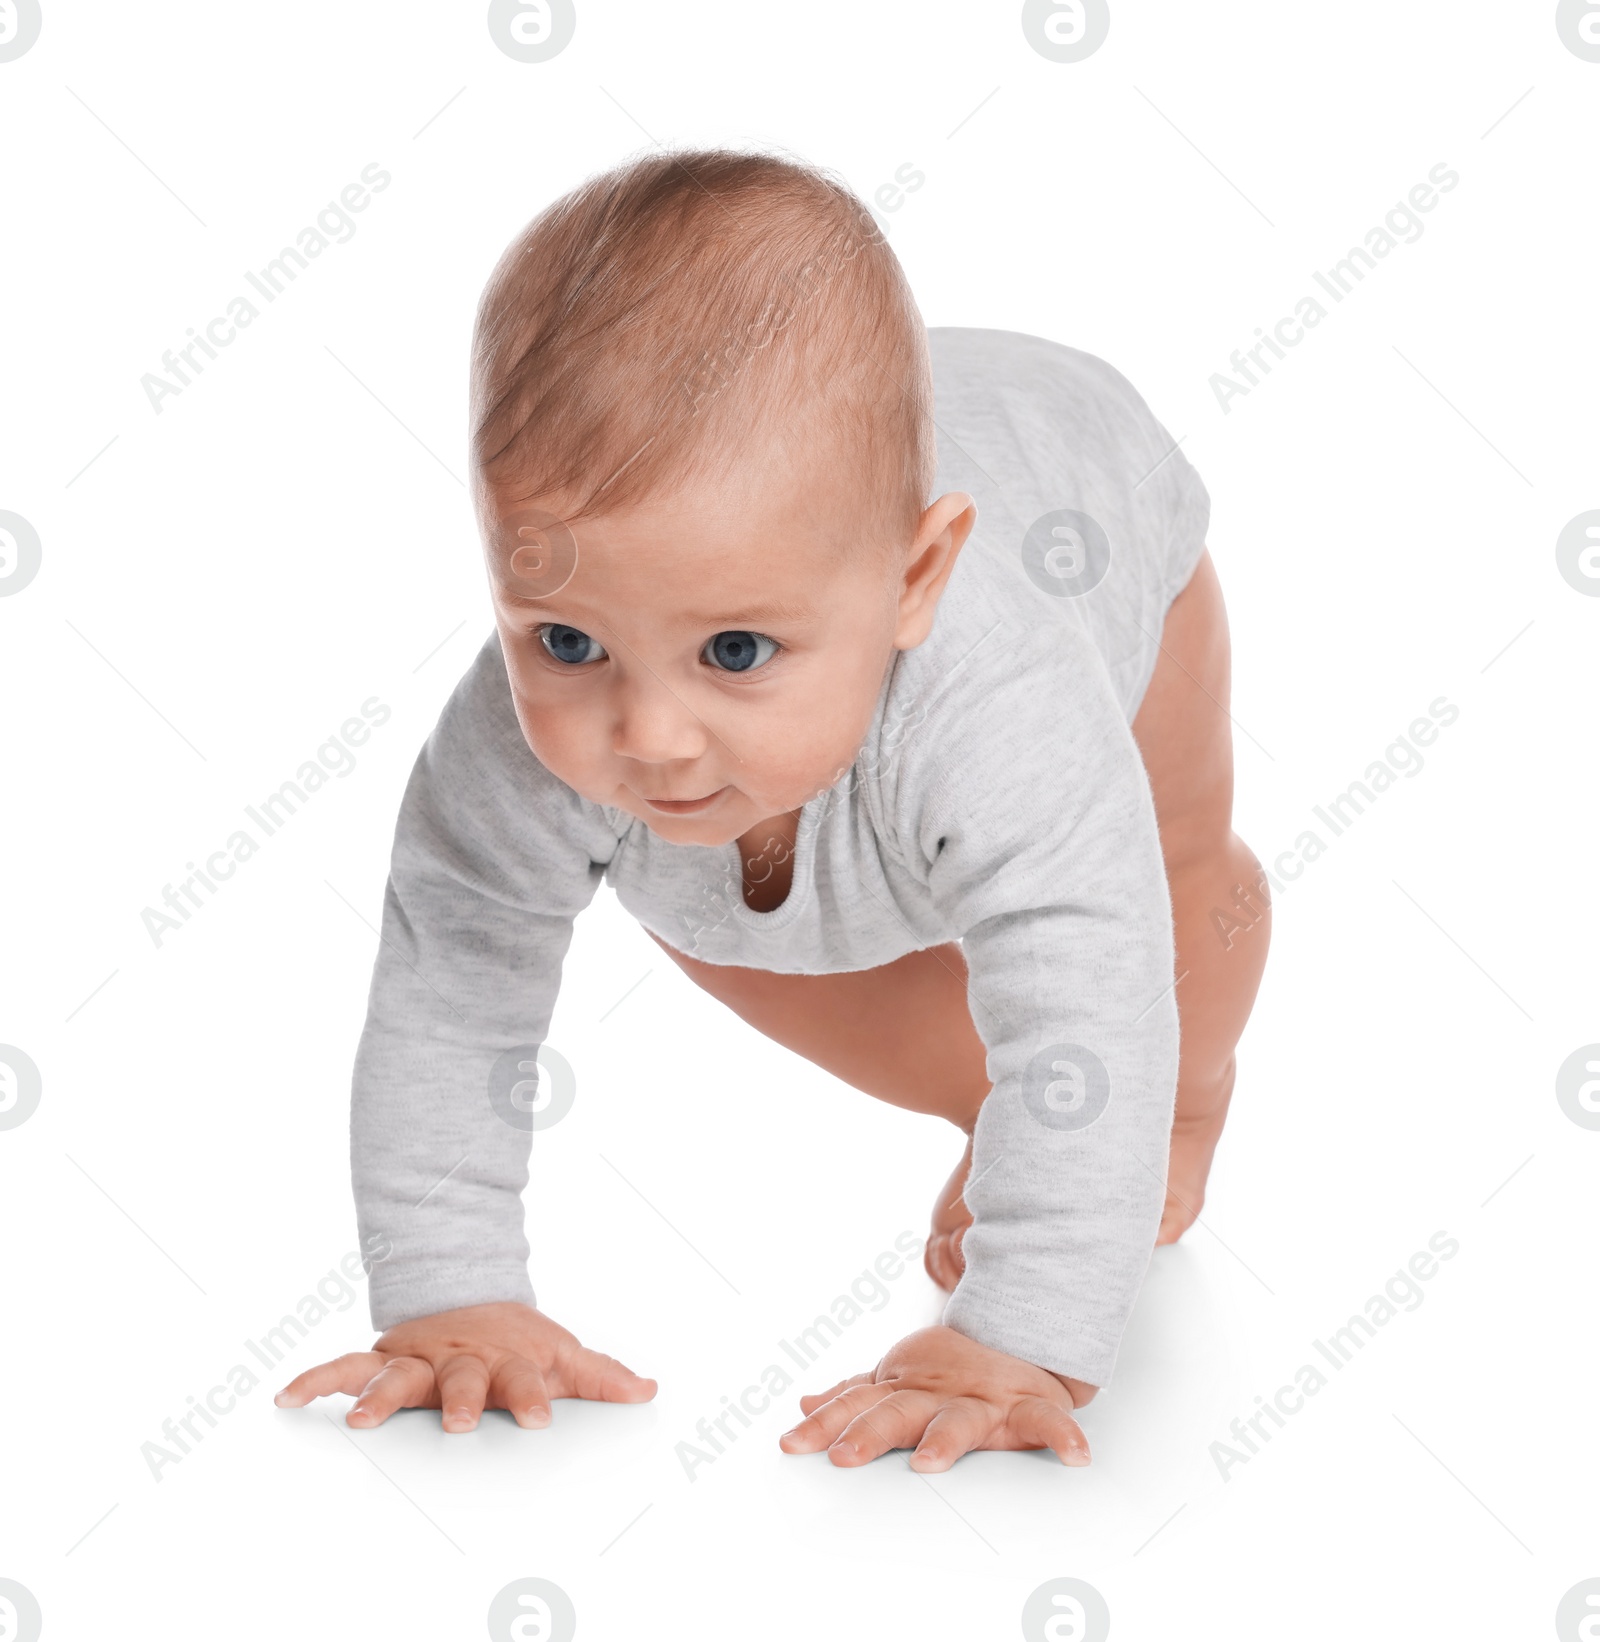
1156 1190 1201 1245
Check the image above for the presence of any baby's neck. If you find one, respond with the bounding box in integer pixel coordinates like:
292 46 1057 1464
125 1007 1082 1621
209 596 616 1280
737 809 803 912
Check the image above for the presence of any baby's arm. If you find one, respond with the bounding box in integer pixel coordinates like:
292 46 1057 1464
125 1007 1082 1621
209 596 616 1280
904 617 1180 1383
280 638 653 1429
784 619 1176 1466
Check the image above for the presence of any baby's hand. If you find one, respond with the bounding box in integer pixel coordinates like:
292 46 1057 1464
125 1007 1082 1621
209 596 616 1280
778 1325 1095 1472
274 1301 656 1432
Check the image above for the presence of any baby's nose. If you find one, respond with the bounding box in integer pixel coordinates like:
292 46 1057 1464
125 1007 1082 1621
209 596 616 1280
610 677 710 765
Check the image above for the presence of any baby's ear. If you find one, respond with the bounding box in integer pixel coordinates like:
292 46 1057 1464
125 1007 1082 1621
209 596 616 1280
894 493 975 649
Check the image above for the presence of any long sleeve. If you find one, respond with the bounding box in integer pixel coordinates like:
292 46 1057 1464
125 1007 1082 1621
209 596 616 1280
897 616 1179 1387
351 634 620 1330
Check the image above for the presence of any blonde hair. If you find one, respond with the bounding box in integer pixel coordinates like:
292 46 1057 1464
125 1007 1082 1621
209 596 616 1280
470 146 936 546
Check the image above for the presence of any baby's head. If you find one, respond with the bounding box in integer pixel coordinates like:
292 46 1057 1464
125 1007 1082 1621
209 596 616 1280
469 148 974 847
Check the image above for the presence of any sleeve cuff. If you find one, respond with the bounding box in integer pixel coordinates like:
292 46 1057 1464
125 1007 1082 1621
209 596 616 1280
941 1281 1123 1388
367 1261 535 1332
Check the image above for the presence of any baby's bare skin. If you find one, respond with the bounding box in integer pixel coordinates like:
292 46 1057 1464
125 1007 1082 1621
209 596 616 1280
275 1302 655 1429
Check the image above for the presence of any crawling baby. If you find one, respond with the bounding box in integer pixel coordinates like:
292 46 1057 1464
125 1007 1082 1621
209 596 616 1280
277 147 1271 1470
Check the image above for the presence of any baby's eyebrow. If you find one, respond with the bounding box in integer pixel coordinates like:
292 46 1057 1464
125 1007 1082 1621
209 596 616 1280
682 600 816 627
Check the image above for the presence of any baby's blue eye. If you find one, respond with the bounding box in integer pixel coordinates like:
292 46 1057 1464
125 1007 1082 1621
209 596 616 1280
539 624 607 665
703 630 778 673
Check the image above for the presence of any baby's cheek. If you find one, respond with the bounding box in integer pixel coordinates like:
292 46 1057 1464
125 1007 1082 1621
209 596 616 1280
815 666 888 774
753 707 867 805
510 677 600 786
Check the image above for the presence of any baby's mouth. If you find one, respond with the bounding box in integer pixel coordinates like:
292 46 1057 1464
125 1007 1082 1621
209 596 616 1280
641 787 728 816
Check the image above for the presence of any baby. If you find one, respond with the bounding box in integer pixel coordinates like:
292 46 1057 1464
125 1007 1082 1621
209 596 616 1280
277 148 1270 1471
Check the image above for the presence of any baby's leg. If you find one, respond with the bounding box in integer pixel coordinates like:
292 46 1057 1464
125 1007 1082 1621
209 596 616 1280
645 935 987 1130
1130 548 1271 1242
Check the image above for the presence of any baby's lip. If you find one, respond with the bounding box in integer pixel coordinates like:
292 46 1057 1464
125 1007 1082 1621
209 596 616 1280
642 787 727 815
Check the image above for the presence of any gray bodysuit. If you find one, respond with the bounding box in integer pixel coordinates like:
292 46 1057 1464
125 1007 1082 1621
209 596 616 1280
352 327 1211 1386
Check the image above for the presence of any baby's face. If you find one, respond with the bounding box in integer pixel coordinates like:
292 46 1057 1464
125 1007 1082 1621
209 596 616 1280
479 445 971 848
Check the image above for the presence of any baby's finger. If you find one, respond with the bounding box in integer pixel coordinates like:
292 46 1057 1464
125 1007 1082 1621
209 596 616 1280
830 1390 938 1466
1008 1395 1091 1466
274 1352 386 1409
907 1396 997 1473
346 1356 436 1428
489 1354 553 1429
797 1372 872 1416
435 1354 492 1433
780 1381 893 1453
555 1341 657 1403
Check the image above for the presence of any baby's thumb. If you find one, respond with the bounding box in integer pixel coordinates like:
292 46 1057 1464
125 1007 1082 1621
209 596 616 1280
566 1344 657 1403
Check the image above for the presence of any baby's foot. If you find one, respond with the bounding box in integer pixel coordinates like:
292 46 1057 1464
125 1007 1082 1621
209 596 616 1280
925 1137 973 1292
1156 1096 1231 1245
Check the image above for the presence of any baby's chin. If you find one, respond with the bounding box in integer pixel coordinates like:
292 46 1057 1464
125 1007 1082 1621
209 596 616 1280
606 787 750 847
615 785 804 848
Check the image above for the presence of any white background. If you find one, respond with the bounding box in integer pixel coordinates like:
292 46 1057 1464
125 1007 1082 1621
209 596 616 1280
2 2 1597 1638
